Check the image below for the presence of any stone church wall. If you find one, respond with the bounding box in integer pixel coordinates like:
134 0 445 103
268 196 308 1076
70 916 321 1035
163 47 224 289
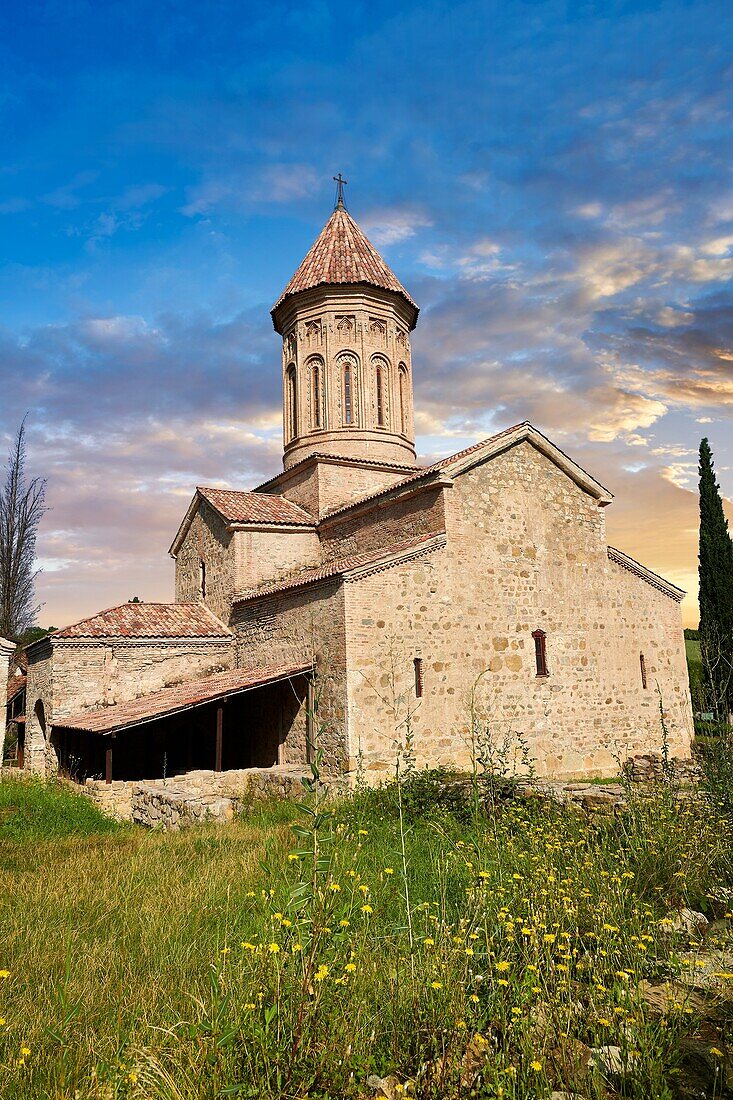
174 501 235 624
319 485 446 563
232 581 348 772
343 441 692 779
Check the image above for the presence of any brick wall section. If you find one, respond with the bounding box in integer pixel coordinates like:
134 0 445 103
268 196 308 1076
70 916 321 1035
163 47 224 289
174 500 235 623
319 485 446 562
343 442 692 779
235 528 321 593
269 458 413 518
232 581 348 772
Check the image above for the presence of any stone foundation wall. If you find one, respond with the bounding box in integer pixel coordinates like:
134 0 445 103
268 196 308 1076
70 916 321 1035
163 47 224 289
81 766 342 828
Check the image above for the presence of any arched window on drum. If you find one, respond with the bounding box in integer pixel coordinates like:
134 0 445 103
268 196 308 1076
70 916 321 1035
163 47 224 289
286 364 297 440
372 355 389 428
308 357 324 430
398 363 409 435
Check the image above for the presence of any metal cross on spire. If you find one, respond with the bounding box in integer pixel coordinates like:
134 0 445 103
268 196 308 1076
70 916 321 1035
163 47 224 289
333 173 348 209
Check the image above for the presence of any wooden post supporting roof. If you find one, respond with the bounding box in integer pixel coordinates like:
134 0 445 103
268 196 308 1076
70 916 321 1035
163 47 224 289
105 738 113 784
215 703 223 773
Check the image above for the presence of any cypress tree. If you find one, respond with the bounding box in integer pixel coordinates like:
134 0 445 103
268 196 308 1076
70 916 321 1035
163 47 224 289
698 438 733 719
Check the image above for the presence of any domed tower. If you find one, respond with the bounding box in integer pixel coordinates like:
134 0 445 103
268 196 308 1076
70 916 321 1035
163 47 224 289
271 189 419 471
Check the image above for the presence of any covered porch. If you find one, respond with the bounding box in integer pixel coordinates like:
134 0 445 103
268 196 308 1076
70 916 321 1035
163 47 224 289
51 664 314 784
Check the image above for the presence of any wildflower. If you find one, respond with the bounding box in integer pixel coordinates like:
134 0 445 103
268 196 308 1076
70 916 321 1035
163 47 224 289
358 829 369 836
242 942 256 951
288 853 300 862
292 943 303 953
0 1018 5 1027
330 883 342 892
465 947 474 956
339 919 350 928
495 961 511 972
423 937 435 946
0 970 9 978
359 884 369 894
710 1047 724 1057
456 1019 466 1029
345 963 357 973
315 964 329 982
497 978 509 986
598 1018 612 1027
530 1061 542 1071
469 994 479 1003
361 904 373 914
20 1047 30 1057
268 943 280 954
543 933 556 944
127 1071 138 1085
384 868 394 875
431 981 443 990
245 1003 255 1009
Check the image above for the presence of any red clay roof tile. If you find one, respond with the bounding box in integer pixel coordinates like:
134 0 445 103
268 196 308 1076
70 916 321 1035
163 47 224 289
53 603 231 640
55 663 309 735
198 487 315 526
271 207 418 327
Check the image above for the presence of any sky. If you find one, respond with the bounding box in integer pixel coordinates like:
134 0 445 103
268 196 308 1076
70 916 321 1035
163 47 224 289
1 0 731 629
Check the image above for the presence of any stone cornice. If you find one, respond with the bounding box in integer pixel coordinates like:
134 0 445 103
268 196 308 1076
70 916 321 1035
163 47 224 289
607 546 685 601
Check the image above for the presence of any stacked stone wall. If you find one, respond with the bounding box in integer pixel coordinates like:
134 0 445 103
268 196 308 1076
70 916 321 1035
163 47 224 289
233 581 348 772
343 442 692 779
174 501 235 624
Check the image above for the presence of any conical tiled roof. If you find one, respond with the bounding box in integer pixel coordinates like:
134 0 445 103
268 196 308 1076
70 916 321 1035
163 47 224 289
271 205 418 330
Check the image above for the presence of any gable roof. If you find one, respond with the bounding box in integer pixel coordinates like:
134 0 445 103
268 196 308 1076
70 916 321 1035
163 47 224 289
319 421 614 524
271 206 418 331
169 487 315 557
198 487 314 526
52 603 231 641
234 532 446 604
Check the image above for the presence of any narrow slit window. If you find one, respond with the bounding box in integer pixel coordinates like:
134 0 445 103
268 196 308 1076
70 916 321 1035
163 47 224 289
312 361 321 428
640 652 647 689
414 656 424 698
344 361 352 425
376 363 384 426
199 560 206 599
532 629 548 677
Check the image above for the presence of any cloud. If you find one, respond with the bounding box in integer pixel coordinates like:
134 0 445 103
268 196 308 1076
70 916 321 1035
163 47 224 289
360 206 433 246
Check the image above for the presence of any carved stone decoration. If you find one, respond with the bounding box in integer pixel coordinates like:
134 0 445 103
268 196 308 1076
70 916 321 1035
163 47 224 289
285 330 297 359
305 319 321 342
396 328 407 348
336 315 354 339
369 317 387 339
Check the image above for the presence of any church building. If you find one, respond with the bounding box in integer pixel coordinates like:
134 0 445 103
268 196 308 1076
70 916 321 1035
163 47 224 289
18 192 694 785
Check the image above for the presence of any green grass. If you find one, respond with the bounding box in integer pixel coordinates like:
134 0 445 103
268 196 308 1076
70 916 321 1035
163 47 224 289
1 773 732 1098
0 775 123 842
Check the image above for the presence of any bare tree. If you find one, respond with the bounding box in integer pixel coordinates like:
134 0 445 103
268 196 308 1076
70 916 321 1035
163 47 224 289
0 419 46 639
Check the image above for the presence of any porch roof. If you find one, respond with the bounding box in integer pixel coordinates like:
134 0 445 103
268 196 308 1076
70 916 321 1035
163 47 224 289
53 663 311 736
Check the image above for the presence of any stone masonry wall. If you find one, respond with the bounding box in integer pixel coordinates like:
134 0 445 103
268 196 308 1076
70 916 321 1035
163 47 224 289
319 485 446 563
232 581 348 772
24 639 54 773
343 441 693 780
174 500 235 624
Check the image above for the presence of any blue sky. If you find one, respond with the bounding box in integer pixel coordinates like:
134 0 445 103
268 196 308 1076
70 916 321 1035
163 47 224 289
1 0 731 626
